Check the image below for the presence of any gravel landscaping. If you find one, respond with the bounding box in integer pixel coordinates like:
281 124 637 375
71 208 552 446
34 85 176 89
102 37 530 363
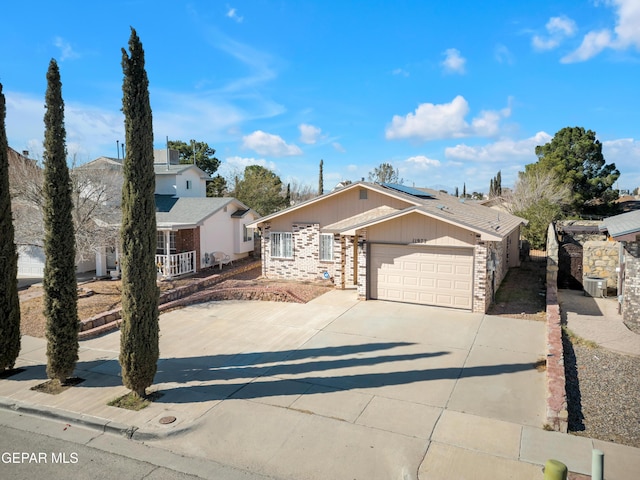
564 333 640 447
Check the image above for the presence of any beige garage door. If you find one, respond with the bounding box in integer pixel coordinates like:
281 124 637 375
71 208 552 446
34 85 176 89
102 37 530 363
370 244 473 310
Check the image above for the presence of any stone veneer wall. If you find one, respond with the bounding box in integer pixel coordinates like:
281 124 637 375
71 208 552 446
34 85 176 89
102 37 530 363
473 239 488 313
357 231 367 299
261 223 339 282
582 240 619 289
622 241 640 330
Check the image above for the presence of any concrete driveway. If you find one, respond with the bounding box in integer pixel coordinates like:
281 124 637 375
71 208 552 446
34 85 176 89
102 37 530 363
151 291 545 479
8 290 547 479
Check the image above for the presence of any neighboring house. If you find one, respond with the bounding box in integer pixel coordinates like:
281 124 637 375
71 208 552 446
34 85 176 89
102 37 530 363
599 209 640 328
12 147 258 278
249 182 526 313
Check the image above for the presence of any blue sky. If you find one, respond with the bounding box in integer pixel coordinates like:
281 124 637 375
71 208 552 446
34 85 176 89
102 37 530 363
2 1 639 193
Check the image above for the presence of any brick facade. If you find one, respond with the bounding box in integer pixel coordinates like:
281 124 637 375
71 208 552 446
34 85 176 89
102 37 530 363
176 227 200 272
262 223 339 282
260 222 513 313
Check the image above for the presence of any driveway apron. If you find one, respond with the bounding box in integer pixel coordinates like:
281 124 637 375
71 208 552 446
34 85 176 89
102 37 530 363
142 290 547 480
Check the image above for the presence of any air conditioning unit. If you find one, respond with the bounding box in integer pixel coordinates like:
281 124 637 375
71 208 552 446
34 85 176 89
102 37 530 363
583 277 606 298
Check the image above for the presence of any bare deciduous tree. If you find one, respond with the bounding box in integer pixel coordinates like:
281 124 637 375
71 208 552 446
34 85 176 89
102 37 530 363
502 169 572 215
8 149 121 262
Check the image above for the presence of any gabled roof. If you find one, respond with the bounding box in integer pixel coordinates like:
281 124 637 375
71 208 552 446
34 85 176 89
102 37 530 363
600 209 640 241
249 181 525 240
154 163 209 179
76 156 122 170
155 195 256 228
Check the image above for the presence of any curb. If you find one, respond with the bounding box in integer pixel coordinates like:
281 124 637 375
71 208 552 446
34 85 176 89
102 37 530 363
0 397 199 440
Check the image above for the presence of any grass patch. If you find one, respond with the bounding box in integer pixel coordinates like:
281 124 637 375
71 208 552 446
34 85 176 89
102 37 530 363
108 391 163 411
562 325 599 349
533 358 547 372
30 377 84 394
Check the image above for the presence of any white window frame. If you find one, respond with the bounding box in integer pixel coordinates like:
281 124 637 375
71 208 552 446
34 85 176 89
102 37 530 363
271 232 293 259
319 233 334 261
243 225 254 242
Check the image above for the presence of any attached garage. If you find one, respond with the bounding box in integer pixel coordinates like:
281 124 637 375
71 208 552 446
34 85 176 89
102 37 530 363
17 245 45 277
369 244 474 310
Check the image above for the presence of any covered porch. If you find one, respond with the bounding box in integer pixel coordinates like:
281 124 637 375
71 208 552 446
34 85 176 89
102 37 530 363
156 227 200 278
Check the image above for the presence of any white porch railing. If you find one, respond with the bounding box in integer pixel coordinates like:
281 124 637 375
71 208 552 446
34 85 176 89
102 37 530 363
155 251 196 278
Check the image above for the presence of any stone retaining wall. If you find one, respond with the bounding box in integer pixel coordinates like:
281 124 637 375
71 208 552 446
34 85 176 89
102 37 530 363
78 261 261 340
583 240 619 289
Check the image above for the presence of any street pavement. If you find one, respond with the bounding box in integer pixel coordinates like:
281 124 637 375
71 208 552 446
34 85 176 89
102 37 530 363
1 290 639 479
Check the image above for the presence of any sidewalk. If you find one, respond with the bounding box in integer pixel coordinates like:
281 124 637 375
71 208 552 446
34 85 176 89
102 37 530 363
1 292 639 479
559 289 640 356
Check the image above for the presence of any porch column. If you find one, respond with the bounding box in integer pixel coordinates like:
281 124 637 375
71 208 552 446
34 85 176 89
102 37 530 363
164 230 170 255
95 247 107 277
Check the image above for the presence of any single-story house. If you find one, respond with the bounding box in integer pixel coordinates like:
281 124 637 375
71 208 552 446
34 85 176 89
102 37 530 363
599 209 640 328
249 182 526 313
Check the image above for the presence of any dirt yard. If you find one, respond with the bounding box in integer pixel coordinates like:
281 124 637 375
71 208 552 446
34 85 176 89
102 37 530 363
18 263 333 338
487 257 547 321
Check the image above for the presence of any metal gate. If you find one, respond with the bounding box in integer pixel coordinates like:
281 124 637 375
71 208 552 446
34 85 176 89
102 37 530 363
558 243 583 289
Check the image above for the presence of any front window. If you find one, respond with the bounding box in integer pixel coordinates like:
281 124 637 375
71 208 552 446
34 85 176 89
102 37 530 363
271 232 293 258
243 225 254 242
319 234 334 261
186 180 192 190
156 231 176 254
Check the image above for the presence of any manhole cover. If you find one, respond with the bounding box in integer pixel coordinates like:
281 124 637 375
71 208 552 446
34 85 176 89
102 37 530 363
159 416 176 424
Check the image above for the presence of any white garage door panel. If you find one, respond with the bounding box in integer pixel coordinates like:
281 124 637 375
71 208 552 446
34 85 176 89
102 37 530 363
371 244 473 310
17 245 45 277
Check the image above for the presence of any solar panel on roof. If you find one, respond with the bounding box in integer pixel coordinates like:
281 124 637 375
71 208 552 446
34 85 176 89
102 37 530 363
381 183 434 199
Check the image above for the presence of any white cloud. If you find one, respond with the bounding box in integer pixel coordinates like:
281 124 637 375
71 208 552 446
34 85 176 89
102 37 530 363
561 30 613 63
4 90 123 162
226 7 244 23
441 48 466 74
404 155 441 170
444 131 552 163
385 95 511 142
602 138 640 187
242 130 303 156
299 123 322 144
332 142 346 153
223 156 276 171
392 68 409 77
562 0 640 62
494 44 515 64
532 15 577 51
54 36 79 61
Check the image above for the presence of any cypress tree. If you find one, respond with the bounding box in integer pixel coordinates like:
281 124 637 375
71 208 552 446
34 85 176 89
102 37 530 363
0 84 21 371
318 159 324 195
42 60 79 383
119 28 159 397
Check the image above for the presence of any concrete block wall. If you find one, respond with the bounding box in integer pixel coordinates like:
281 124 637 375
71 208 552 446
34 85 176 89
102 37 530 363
545 222 568 432
582 240 619 289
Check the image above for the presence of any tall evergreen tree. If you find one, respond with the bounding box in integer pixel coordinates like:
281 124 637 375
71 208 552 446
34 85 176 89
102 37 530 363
454 186 459 197
462 183 467 198
318 159 324 195
0 84 21 372
42 60 79 383
119 28 159 397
